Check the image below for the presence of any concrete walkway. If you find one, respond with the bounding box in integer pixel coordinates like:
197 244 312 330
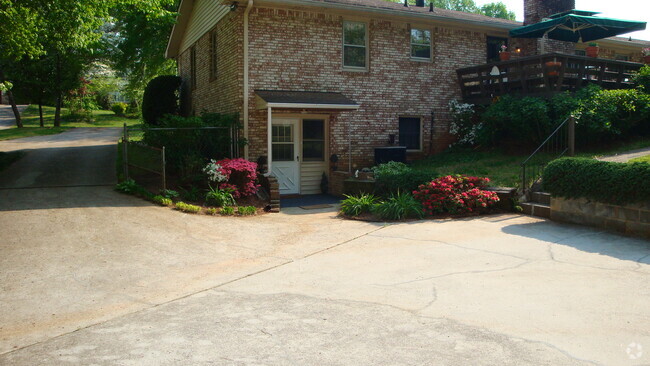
0 130 649 365
598 146 650 163
0 104 28 130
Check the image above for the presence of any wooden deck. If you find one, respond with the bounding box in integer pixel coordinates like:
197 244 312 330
456 53 644 104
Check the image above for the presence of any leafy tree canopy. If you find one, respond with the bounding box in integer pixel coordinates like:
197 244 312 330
386 0 516 20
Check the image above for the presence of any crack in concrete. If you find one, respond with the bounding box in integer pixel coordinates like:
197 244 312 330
391 260 532 286
215 288 600 365
0 224 388 357
367 233 531 261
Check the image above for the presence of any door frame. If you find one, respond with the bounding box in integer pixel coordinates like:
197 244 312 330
271 113 330 195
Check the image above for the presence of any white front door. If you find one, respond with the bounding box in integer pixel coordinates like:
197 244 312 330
271 118 300 195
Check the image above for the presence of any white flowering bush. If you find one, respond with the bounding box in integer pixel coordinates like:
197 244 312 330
203 160 228 183
448 100 482 148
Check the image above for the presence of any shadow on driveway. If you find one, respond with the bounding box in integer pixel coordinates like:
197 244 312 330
502 220 650 263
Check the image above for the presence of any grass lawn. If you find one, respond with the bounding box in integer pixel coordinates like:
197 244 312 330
629 154 650 164
411 137 650 188
0 151 25 172
0 105 142 141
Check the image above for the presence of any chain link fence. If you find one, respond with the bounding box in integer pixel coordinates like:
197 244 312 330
120 124 239 192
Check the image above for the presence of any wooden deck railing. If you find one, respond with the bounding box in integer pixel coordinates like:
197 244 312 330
456 53 644 104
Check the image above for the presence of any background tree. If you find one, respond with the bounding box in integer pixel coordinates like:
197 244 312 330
106 0 178 111
0 0 45 127
386 0 515 20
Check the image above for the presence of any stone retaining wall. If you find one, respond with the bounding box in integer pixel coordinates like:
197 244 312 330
551 197 650 239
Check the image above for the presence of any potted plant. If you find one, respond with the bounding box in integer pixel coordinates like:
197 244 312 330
585 42 599 58
545 57 562 76
643 48 650 64
499 44 511 61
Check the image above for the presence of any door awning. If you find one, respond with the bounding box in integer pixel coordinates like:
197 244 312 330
255 90 360 110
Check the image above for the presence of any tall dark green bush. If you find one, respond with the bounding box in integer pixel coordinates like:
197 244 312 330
372 162 436 196
481 95 552 148
142 75 182 126
542 157 650 205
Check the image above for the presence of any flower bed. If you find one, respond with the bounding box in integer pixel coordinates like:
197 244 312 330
340 175 500 221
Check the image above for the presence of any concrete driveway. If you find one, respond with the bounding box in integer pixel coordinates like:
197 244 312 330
1 129 649 365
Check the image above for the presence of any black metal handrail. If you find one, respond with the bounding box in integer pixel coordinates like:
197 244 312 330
521 116 575 196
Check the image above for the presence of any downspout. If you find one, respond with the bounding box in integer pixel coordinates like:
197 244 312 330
243 0 254 159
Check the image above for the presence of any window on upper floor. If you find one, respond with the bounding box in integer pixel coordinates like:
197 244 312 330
210 31 218 81
343 21 367 70
615 54 630 61
190 46 197 90
575 49 586 56
399 117 421 151
486 36 508 63
411 28 431 60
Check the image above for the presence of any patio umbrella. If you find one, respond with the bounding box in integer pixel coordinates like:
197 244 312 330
509 10 646 44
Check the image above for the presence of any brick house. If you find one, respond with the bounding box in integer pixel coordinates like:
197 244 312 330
166 0 647 195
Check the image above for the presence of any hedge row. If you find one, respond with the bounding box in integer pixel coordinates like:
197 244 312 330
542 157 650 205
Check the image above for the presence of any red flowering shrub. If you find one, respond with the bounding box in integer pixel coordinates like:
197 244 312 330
214 158 259 198
413 175 499 215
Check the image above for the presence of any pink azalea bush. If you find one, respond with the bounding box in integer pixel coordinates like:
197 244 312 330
413 175 499 215
206 158 259 198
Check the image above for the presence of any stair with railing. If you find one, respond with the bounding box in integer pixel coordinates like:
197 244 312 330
520 116 576 218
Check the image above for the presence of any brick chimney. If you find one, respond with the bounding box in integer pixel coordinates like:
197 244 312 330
524 0 575 25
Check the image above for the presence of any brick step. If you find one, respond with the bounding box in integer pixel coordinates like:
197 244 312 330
531 191 551 205
521 202 551 219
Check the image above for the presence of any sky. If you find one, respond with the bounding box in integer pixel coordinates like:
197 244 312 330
474 0 650 41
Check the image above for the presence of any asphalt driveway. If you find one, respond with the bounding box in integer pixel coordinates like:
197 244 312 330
0 128 649 365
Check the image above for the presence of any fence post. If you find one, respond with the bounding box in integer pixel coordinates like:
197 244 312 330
123 123 129 180
568 116 576 156
162 146 167 191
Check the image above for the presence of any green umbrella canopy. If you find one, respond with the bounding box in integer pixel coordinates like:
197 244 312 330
509 10 646 43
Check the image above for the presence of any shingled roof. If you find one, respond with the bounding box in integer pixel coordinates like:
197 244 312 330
314 0 519 27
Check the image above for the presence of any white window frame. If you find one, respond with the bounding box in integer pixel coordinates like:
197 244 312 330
399 116 423 152
342 20 369 72
410 27 432 62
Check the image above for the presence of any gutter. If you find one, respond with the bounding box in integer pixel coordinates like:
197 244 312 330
243 0 254 160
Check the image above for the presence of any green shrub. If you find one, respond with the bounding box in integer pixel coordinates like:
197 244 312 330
116 179 146 195
372 162 436 196
340 194 379 216
206 187 236 207
142 75 182 126
633 65 650 93
542 157 650 205
481 95 553 148
142 112 243 180
179 185 201 202
220 206 235 216
159 189 179 199
237 206 257 216
175 201 202 214
574 89 650 145
206 208 218 215
111 102 128 116
152 195 173 206
371 191 424 220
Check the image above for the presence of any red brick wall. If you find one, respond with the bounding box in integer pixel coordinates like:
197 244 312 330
178 11 244 117
245 7 491 169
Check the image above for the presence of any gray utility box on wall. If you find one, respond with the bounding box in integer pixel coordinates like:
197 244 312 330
374 146 407 165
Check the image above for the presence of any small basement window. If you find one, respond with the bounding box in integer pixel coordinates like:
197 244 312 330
399 117 421 151
411 28 431 60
